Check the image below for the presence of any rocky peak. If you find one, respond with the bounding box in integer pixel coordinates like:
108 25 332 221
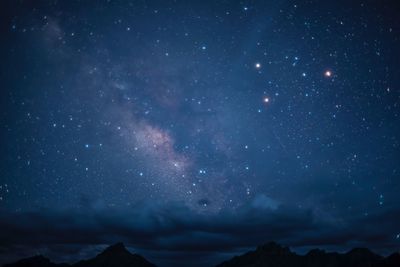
100 242 129 255
256 241 292 256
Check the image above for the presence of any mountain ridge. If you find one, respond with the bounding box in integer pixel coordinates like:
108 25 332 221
3 243 156 267
3 242 399 267
216 242 399 267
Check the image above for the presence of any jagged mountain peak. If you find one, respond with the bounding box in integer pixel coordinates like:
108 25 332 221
3 242 400 267
256 241 292 255
216 242 399 267
73 242 156 267
99 242 130 255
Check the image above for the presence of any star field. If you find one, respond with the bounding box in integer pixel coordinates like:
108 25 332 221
0 1 399 266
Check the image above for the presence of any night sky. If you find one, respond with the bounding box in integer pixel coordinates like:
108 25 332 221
0 1 400 266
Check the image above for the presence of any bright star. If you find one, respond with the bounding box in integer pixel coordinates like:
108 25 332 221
263 97 270 103
324 70 332 77
255 63 261 69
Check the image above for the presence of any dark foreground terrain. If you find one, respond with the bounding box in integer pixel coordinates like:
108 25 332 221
216 242 400 267
3 242 400 267
3 243 156 267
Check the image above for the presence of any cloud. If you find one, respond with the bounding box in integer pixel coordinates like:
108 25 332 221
1 202 398 267
251 194 279 210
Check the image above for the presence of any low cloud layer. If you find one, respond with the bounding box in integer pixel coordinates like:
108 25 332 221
0 202 399 267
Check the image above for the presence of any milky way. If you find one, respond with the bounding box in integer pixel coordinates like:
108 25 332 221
0 1 399 267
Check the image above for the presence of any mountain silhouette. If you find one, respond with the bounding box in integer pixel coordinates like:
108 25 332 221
3 242 400 267
3 243 156 267
216 242 400 267
74 242 156 267
2 255 68 267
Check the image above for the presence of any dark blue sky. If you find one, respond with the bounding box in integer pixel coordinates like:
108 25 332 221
0 1 399 266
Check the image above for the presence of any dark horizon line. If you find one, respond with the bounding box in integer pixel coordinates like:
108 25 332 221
3 241 400 267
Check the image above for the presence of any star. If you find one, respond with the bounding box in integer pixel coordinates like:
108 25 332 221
1 1 398 264
324 70 332 77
